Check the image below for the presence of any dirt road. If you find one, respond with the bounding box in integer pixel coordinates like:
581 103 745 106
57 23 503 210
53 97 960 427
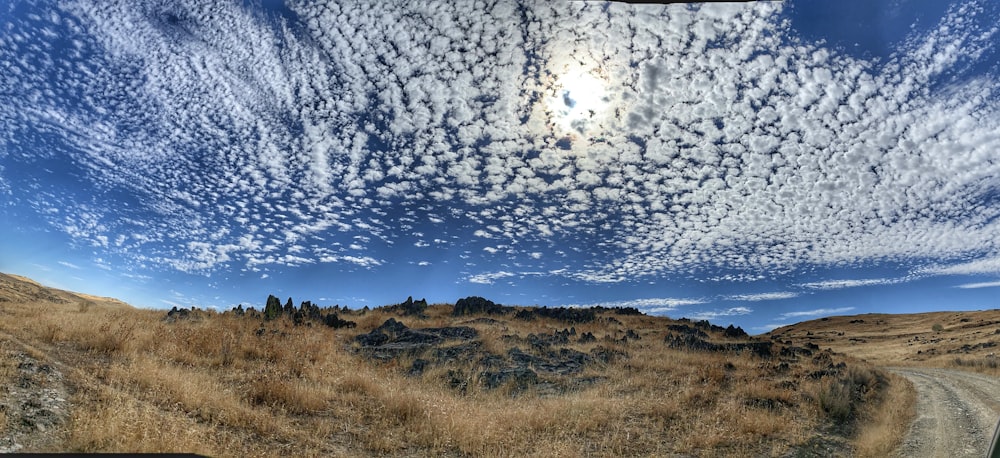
891 367 1000 458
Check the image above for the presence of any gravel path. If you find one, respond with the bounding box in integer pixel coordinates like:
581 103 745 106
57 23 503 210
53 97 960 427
891 367 1000 458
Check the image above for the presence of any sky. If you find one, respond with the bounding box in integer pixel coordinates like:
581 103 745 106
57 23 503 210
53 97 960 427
1 0 999 333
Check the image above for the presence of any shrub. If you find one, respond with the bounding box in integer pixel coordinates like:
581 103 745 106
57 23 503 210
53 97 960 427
819 366 887 428
932 323 944 332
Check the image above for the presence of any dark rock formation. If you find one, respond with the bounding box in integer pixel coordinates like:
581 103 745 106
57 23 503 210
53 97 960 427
382 296 429 316
452 296 507 316
667 324 709 339
164 306 191 321
480 367 539 390
592 306 643 316
323 313 356 329
514 306 596 324
780 346 814 358
263 295 282 321
354 318 479 359
723 324 749 339
353 316 620 394
665 333 772 358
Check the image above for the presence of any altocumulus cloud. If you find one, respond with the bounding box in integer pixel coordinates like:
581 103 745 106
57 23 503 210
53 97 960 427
687 306 754 322
726 292 798 302
0 0 999 290
780 307 855 319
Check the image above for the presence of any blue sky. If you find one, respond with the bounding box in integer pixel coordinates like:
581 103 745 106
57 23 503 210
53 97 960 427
2 0 1000 333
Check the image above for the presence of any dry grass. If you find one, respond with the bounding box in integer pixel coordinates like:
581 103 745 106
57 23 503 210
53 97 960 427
0 342 17 435
770 310 1000 454
949 356 1000 376
0 273 910 456
772 309 1000 367
853 372 916 457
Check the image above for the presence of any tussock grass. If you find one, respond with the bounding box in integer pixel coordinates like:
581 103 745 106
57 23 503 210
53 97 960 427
854 372 916 457
815 366 887 429
68 385 221 455
950 356 1000 376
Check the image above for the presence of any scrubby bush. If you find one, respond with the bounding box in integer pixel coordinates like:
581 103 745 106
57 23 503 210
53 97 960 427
932 323 944 332
818 366 887 428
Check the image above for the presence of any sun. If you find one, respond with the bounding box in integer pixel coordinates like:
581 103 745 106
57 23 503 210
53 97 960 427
546 69 610 136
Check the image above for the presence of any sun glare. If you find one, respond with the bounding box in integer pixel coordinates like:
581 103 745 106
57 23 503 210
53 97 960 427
547 69 610 136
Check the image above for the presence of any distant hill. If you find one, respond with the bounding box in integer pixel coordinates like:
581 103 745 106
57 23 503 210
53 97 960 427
769 309 1000 365
0 273 132 309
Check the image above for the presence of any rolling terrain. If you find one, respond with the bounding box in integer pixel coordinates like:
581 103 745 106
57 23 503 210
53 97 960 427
772 310 1000 457
0 272 912 456
771 310 1000 367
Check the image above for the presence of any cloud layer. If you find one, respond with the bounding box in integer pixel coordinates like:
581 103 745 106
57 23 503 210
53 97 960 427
1 1 998 291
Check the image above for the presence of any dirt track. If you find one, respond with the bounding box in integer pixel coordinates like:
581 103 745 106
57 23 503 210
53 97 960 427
891 367 1000 458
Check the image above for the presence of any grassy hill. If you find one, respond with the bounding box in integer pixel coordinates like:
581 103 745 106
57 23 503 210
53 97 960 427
771 309 1000 375
0 272 911 456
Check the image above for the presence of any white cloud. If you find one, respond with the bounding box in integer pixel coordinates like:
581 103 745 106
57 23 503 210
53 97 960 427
58 261 81 270
779 306 855 319
468 271 515 285
956 280 1000 289
1 0 998 288
561 297 707 313
799 279 897 290
726 292 798 302
685 306 753 322
924 257 1000 276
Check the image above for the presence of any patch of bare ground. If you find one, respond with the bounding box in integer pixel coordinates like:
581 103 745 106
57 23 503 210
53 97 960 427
889 367 1000 458
0 272 904 456
0 340 70 452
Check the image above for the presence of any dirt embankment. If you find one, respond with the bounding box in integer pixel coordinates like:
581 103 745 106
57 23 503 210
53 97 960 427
891 367 1000 458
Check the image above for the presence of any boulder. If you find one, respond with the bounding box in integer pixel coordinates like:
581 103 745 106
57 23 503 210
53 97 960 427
452 296 507 316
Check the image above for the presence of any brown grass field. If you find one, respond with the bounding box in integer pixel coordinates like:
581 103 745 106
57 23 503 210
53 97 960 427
771 309 1000 377
0 272 913 456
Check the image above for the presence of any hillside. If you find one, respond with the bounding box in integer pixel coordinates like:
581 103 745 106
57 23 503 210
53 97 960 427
771 310 1000 457
770 309 1000 371
0 272 909 456
0 274 131 310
